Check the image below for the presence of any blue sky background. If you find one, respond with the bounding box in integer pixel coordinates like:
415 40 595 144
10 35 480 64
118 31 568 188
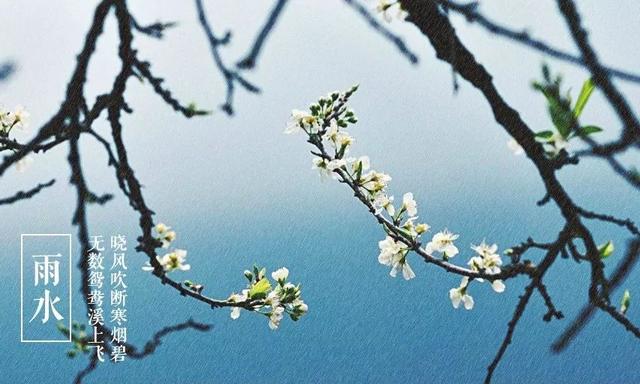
0 1 639 382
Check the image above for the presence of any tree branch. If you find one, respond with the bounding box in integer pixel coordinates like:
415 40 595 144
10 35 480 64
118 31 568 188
236 0 289 69
438 0 640 84
0 179 55 206
552 239 640 352
343 0 419 64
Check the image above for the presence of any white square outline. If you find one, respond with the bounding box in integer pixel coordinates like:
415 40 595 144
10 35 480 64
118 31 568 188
20 234 72 343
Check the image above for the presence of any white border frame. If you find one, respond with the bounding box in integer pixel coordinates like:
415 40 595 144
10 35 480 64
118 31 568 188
20 234 72 343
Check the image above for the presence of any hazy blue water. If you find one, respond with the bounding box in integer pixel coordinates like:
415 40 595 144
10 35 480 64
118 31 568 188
0 1 639 383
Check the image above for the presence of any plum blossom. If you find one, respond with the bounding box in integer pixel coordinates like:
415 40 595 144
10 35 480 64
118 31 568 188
470 241 503 275
449 277 474 310
271 267 289 284
424 230 459 258
360 170 392 197
402 192 418 217
378 236 415 280
373 194 395 216
12 105 29 129
142 249 190 273
415 223 430 235
1 105 29 132
269 306 285 330
154 222 176 248
312 157 345 179
325 120 354 151
287 88 516 308
228 290 248 320
285 109 319 134
351 156 370 174
491 280 506 293
231 265 308 329
468 242 505 293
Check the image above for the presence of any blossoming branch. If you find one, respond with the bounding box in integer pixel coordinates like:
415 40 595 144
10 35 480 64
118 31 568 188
285 87 523 309
142 223 308 329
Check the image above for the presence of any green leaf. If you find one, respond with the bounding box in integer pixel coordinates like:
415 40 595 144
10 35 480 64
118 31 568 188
573 78 595 118
621 289 631 315
534 130 554 140
548 97 573 138
575 125 603 137
249 278 272 300
598 240 614 259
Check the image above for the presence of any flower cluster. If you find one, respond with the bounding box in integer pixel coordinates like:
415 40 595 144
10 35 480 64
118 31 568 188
448 242 506 310
286 87 506 309
142 223 190 272
228 266 308 330
141 223 306 328
154 222 177 248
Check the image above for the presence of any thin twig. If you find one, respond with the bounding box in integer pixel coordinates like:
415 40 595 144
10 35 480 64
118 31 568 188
0 179 55 206
343 0 419 64
236 0 289 69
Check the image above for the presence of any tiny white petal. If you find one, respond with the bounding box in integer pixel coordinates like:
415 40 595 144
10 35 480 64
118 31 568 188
491 280 506 293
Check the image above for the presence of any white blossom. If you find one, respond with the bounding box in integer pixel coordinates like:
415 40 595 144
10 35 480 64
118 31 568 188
415 223 430 235
311 158 332 179
228 290 248 320
491 279 506 293
142 249 190 273
155 223 170 234
335 131 354 149
292 298 308 314
424 229 459 258
549 132 569 155
467 242 506 294
402 192 418 217
352 156 370 173
391 257 416 280
161 230 176 248
268 306 285 330
12 105 29 129
312 157 346 180
376 0 406 22
378 236 403 265
154 223 176 248
449 277 474 310
378 236 415 280
271 267 289 284
1 109 15 127
373 194 395 216
470 241 502 275
360 171 392 197
285 109 319 134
